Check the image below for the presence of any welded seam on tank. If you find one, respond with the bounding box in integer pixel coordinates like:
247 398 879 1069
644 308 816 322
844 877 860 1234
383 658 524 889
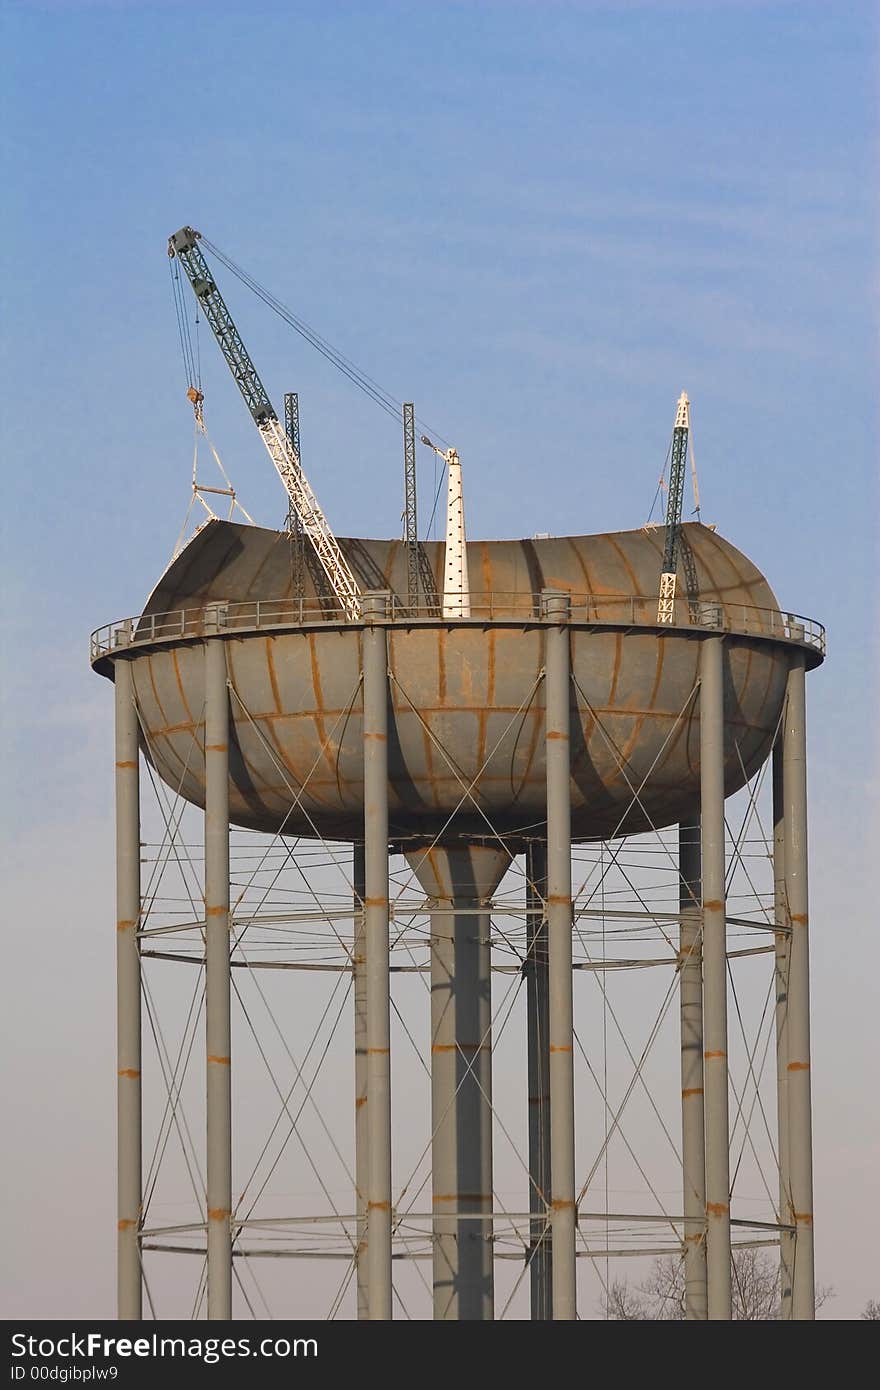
227 678 364 886
224 642 299 818
574 625 669 816
731 636 782 802
701 526 770 616
475 627 496 770
566 629 622 812
519 539 546 611
685 531 728 617
612 670 697 835
569 676 702 901
171 648 197 730
244 642 354 816
503 638 544 805
388 669 545 902
564 536 598 608
140 651 201 793
214 632 361 815
603 532 642 598
386 629 431 819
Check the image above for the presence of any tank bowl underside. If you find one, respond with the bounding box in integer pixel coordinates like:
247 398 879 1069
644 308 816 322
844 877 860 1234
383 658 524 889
128 621 788 843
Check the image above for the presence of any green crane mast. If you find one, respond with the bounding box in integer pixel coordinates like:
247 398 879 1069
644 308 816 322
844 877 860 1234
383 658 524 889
657 391 691 624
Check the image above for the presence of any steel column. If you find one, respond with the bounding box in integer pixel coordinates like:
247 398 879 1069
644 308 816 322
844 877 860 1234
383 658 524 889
362 594 392 1319
783 654 815 1318
773 744 793 1318
115 654 142 1320
205 636 232 1320
543 590 576 1320
353 843 368 1320
699 636 731 1319
525 840 552 1319
679 818 707 1318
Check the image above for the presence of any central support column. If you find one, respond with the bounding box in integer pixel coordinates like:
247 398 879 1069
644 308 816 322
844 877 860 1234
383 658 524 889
543 589 576 1320
405 844 507 1319
353 843 368 1320
204 636 232 1320
362 593 393 1319
525 840 552 1319
679 818 707 1319
115 653 142 1320
699 636 732 1319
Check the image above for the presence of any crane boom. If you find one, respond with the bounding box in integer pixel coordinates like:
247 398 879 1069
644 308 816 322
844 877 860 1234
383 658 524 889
168 227 362 620
657 391 690 624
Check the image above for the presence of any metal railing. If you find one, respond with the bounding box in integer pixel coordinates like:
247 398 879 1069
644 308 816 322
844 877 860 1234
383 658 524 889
90 591 825 663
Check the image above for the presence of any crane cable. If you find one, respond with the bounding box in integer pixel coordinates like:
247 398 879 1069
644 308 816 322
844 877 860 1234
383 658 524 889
169 255 199 395
169 253 253 553
644 420 703 529
199 235 451 450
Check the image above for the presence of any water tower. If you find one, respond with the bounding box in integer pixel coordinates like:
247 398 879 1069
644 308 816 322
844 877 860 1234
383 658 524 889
90 227 824 1320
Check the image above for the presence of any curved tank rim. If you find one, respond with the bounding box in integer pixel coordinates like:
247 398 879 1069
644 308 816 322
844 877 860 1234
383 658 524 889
90 605 826 680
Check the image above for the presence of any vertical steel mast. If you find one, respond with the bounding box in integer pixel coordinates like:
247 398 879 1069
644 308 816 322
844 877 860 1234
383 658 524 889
283 391 306 603
657 392 690 624
403 404 420 614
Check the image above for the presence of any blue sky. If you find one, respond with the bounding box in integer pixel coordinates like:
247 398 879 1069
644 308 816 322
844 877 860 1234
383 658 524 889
1 0 876 1317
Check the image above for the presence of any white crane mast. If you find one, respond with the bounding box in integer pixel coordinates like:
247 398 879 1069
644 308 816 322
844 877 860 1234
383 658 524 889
422 438 471 619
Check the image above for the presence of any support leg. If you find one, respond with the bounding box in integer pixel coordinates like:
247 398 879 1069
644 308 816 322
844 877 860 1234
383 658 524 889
773 744 793 1318
115 656 142 1320
700 636 731 1319
362 594 392 1319
526 841 552 1320
679 818 708 1318
783 654 815 1319
205 637 232 1320
353 843 368 1320
543 590 576 1321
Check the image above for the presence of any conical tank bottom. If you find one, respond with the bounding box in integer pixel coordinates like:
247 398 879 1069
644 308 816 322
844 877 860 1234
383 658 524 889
403 843 510 903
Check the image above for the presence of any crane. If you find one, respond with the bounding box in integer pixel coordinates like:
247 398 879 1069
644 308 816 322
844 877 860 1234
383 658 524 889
168 227 362 620
657 391 692 625
421 436 470 618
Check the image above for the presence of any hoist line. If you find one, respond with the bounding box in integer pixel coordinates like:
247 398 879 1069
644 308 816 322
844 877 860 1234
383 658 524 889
169 257 197 393
199 235 451 448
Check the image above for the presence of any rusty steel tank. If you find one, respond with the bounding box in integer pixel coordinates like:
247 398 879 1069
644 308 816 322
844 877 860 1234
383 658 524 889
90 517 822 846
